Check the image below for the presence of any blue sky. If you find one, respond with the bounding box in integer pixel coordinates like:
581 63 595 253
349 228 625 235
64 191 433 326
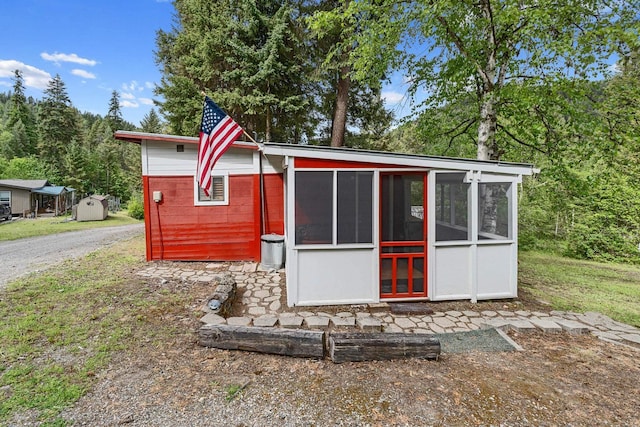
0 0 175 127
0 0 411 129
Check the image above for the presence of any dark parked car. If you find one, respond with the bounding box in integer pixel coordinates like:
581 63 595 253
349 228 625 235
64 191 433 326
0 204 11 221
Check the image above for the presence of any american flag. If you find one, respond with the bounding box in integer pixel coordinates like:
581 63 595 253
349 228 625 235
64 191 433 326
197 97 243 196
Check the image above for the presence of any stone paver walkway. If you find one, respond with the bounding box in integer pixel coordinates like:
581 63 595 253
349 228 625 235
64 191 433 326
137 262 640 349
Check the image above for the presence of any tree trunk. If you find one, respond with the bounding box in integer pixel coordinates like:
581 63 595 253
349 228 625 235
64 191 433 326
477 93 500 234
331 65 350 147
265 107 272 143
479 184 498 234
477 92 498 161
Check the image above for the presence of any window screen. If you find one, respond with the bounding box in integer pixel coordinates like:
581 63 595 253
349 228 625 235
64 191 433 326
435 173 470 241
478 182 511 240
295 170 373 245
295 171 333 244
337 171 373 244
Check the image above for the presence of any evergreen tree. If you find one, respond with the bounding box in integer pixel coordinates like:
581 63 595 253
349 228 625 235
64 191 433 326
37 74 80 176
6 70 37 156
140 108 164 133
155 0 313 142
106 90 124 132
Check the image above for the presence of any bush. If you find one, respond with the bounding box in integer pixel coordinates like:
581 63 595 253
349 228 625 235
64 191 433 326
565 174 640 263
127 194 145 220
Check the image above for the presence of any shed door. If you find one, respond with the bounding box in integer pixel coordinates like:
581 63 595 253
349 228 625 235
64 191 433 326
380 173 428 299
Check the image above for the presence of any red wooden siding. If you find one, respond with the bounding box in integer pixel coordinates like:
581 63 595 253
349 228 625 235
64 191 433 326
143 174 284 261
262 173 285 235
294 157 409 170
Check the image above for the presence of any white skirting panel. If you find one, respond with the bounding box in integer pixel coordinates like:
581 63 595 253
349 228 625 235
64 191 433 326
431 246 472 300
476 243 517 299
294 248 377 306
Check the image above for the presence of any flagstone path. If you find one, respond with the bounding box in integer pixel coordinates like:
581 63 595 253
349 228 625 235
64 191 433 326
136 261 640 350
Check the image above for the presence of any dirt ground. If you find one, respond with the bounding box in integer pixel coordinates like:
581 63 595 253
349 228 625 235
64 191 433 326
53 270 640 427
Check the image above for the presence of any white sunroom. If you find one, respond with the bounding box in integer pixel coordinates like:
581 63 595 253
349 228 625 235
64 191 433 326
259 143 536 306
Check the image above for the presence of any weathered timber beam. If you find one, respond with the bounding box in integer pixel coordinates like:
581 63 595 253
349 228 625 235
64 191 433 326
199 325 325 358
329 332 441 363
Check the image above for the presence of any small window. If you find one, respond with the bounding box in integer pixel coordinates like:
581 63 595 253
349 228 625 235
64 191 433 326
0 191 10 206
176 144 184 152
194 175 228 206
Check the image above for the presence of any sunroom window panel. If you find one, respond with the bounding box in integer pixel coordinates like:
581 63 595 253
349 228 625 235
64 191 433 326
478 183 511 240
295 171 333 244
337 171 373 244
435 173 470 241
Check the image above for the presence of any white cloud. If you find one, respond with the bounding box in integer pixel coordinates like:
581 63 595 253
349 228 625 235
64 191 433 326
41 52 97 66
381 91 405 104
121 100 139 108
121 92 136 100
71 69 96 79
122 80 145 92
145 81 155 89
0 59 51 89
138 97 154 105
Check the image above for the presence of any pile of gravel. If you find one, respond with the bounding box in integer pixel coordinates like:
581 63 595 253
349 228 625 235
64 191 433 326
436 328 519 353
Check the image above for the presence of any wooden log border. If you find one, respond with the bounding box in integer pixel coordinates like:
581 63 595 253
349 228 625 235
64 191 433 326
199 325 326 359
329 332 441 363
198 325 442 362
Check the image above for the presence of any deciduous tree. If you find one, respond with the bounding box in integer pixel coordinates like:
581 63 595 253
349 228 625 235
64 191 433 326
342 0 638 161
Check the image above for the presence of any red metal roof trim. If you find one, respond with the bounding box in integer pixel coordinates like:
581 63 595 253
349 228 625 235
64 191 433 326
113 130 258 150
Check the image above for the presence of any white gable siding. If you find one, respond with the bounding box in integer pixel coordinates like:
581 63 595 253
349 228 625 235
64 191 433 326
141 141 282 176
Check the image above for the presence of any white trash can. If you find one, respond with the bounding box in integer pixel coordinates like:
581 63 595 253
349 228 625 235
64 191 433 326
261 234 285 269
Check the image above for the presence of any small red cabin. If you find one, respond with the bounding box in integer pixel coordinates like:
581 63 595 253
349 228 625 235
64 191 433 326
116 131 535 307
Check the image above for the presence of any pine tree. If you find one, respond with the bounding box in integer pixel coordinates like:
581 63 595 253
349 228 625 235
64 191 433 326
6 70 37 156
106 90 124 132
37 74 81 176
140 108 164 133
155 0 313 142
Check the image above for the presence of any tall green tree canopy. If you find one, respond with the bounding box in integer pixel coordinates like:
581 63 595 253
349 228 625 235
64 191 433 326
155 0 393 145
3 70 37 158
107 90 124 132
155 0 313 142
37 74 82 177
331 0 639 160
140 108 165 133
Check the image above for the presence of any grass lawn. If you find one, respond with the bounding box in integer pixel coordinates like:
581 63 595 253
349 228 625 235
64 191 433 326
519 251 640 328
0 235 639 424
0 212 141 242
0 236 190 425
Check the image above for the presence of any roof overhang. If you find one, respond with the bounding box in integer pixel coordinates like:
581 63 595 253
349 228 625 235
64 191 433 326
262 142 536 176
114 131 535 176
114 130 259 150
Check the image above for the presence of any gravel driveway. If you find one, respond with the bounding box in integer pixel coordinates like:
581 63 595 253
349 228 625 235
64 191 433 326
0 223 144 289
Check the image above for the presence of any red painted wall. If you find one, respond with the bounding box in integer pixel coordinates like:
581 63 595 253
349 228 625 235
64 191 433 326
294 157 408 169
142 174 284 261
